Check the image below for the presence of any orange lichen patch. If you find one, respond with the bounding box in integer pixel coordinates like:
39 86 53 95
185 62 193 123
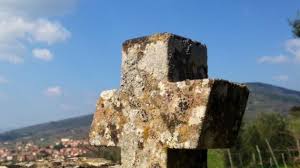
148 127 159 140
177 125 191 143
118 115 127 127
147 33 171 42
143 126 150 140
122 33 172 54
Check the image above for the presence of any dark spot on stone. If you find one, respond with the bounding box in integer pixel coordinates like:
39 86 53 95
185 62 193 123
100 128 105 137
178 98 189 112
160 113 182 133
151 163 161 168
138 141 144 149
129 97 141 108
139 109 148 122
137 51 144 60
113 102 123 112
107 123 119 145
52 161 62 167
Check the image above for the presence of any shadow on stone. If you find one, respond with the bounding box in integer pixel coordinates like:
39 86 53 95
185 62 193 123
167 149 207 168
198 80 249 148
83 146 121 163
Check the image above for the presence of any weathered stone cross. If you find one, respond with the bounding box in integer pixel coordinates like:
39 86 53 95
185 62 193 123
89 33 249 168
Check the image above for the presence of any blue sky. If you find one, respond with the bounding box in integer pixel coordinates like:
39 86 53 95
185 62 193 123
0 0 300 130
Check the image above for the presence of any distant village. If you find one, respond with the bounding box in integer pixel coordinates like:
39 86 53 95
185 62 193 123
0 138 88 163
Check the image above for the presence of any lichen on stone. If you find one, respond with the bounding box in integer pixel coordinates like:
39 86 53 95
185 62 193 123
89 33 249 168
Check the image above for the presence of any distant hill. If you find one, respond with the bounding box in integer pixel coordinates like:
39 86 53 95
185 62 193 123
246 82 300 118
0 82 300 144
0 115 93 145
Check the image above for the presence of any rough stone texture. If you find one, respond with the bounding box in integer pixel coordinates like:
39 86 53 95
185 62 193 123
89 33 249 168
121 33 208 86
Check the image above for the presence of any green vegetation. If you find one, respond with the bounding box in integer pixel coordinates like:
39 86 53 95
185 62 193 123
289 106 300 118
290 12 300 37
207 111 300 167
228 113 296 167
289 106 300 140
208 149 225 168
208 112 300 168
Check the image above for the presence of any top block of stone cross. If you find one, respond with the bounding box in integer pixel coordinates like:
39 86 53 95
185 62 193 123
121 33 208 86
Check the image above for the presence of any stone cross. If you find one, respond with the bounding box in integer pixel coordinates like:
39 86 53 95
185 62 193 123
89 33 249 168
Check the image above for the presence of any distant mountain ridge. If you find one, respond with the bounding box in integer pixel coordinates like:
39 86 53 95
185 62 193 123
246 82 300 118
0 115 93 144
0 82 300 144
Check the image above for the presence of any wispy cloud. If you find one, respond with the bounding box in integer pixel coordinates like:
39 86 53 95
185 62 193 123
0 43 25 64
285 39 300 62
44 86 62 96
0 75 8 84
0 0 74 64
257 55 289 64
272 75 289 82
32 48 53 61
258 39 300 65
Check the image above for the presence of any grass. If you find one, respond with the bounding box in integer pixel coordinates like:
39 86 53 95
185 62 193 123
289 117 300 138
208 149 225 168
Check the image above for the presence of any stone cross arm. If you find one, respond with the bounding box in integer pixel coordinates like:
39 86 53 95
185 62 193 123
89 79 248 149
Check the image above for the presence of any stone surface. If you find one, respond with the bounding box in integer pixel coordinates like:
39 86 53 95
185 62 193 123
89 33 249 168
90 79 248 167
121 33 208 87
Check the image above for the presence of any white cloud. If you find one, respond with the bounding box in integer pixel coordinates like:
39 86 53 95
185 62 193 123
0 16 70 45
257 39 300 65
0 76 8 84
273 75 289 82
32 48 53 61
0 0 77 18
44 86 62 96
0 1 74 64
31 19 71 44
257 55 289 64
0 17 70 64
285 39 300 62
0 53 24 64
0 42 25 64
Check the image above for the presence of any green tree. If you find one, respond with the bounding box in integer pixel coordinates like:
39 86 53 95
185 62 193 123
290 12 300 38
289 106 300 118
228 113 296 167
